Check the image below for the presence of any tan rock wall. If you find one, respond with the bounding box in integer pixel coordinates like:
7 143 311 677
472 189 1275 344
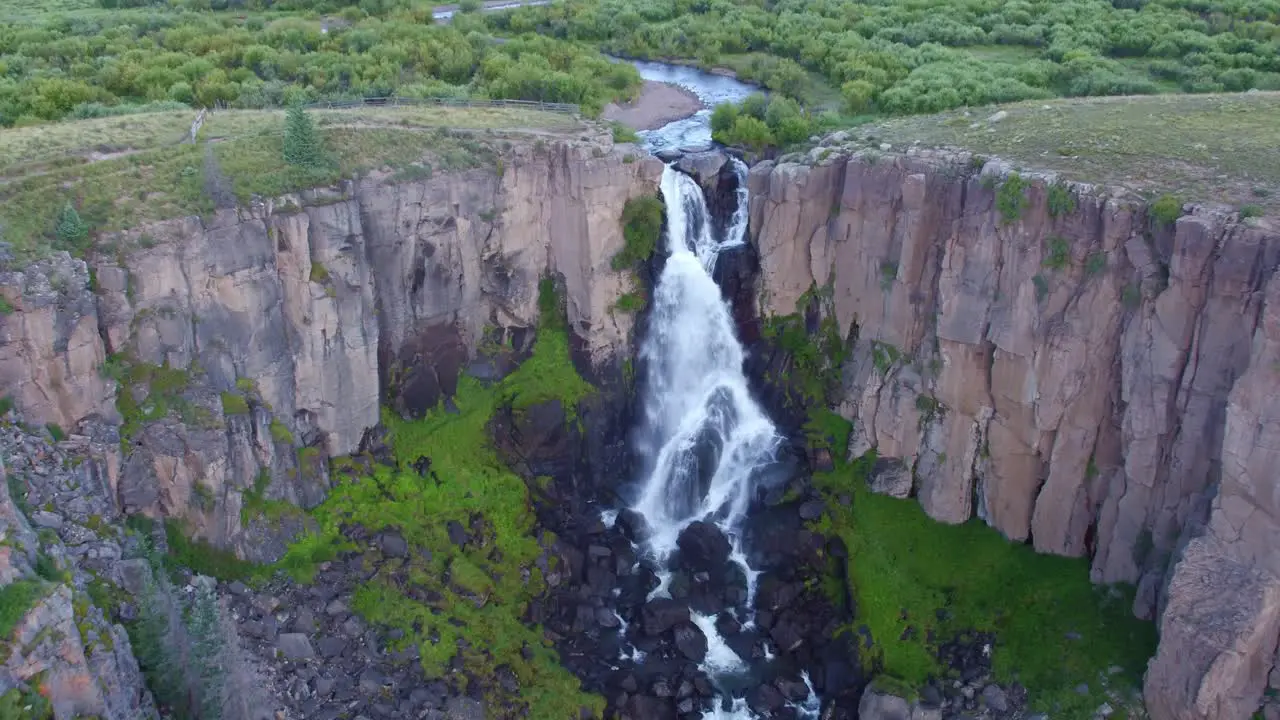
0 138 661 560
749 145 1280 720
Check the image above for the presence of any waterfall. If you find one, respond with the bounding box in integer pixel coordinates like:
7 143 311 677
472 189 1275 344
632 165 778 557
630 164 785 718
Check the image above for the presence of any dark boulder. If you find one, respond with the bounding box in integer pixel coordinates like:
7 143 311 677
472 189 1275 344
616 509 650 543
642 598 690 636
676 521 732 573
628 694 677 720
672 622 708 662
749 684 786 715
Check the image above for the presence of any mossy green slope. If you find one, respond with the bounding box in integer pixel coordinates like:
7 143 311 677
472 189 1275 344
813 455 1156 718
280 323 600 719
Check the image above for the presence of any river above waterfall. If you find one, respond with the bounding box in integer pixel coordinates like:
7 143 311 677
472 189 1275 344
625 60 759 153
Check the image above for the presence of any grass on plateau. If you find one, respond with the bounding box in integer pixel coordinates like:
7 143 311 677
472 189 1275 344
813 454 1157 719
277 323 601 719
863 92 1280 214
0 105 583 263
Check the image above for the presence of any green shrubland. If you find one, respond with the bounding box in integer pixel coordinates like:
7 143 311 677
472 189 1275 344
496 0 1280 115
0 5 641 128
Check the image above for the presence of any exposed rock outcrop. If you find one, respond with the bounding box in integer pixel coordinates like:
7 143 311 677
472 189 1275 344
747 142 1280 720
0 138 662 562
0 416 159 720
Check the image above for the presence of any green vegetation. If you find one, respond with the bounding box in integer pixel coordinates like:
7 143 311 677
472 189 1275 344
1150 194 1184 225
1033 274 1050 302
613 195 664 271
872 341 903 373
114 358 194 446
163 519 258 582
710 94 818 151
1047 183 1077 218
43 422 66 442
0 579 46 638
1239 204 1263 220
0 3 640 129
54 202 89 251
1042 236 1071 270
241 470 300 526
610 121 640 144
220 392 250 416
814 453 1157 717
1085 251 1108 276
0 110 509 262
996 173 1029 223
499 0 1280 116
283 105 331 172
762 286 848 407
278 289 602 717
863 94 1279 213
269 419 295 445
0 686 52 719
614 291 646 313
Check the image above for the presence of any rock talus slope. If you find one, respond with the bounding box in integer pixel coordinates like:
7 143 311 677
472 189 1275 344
0 139 661 562
748 144 1280 720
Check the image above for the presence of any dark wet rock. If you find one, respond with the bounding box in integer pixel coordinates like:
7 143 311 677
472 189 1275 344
616 509 650 543
446 520 468 547
676 521 731 573
750 684 786 715
653 679 675 697
496 666 520 693
755 574 802 611
673 622 708 662
379 531 408 558
982 684 1009 712
642 598 690 636
629 694 676 719
317 636 347 658
776 676 811 702
798 499 825 521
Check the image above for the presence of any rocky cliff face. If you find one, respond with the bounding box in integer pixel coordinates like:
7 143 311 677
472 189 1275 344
747 141 1280 720
0 138 662 562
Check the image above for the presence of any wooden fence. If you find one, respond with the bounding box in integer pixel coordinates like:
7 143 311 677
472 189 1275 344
302 96 581 114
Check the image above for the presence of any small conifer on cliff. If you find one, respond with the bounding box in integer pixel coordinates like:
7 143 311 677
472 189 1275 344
282 104 328 170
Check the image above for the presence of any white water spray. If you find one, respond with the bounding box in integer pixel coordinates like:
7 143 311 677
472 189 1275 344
630 165 782 719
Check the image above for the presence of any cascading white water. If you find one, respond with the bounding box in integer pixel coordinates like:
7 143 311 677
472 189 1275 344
632 166 778 559
630 165 809 719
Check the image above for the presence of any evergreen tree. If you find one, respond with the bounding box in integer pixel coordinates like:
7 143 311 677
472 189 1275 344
187 582 225 720
282 104 328 170
55 203 88 247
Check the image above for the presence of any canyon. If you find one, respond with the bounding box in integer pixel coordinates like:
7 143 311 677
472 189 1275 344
0 122 1278 720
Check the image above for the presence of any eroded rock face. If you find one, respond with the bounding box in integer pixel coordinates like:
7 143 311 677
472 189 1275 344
749 144 1280 720
0 138 661 562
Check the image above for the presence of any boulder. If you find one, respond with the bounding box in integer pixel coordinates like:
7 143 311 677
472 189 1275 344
616 509 650 543
674 151 730 190
673 622 708 662
676 521 732 573
277 633 315 660
858 687 910 720
642 598 690 636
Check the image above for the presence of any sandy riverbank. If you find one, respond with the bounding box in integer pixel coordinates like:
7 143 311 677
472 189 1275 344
602 81 704 131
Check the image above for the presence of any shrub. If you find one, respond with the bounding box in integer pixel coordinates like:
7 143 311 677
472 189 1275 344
615 292 646 313
1047 183 1076 218
997 174 1029 223
269 419 294 445
610 122 639 144
1033 274 1049 302
717 115 775 151
612 196 664 271
220 392 250 415
1150 195 1183 226
44 422 66 442
1239 205 1263 220
1042 236 1070 270
1085 251 1107 276
0 580 45 638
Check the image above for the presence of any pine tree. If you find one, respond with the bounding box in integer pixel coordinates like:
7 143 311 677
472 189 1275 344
282 104 327 170
55 203 88 248
186 581 225 720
